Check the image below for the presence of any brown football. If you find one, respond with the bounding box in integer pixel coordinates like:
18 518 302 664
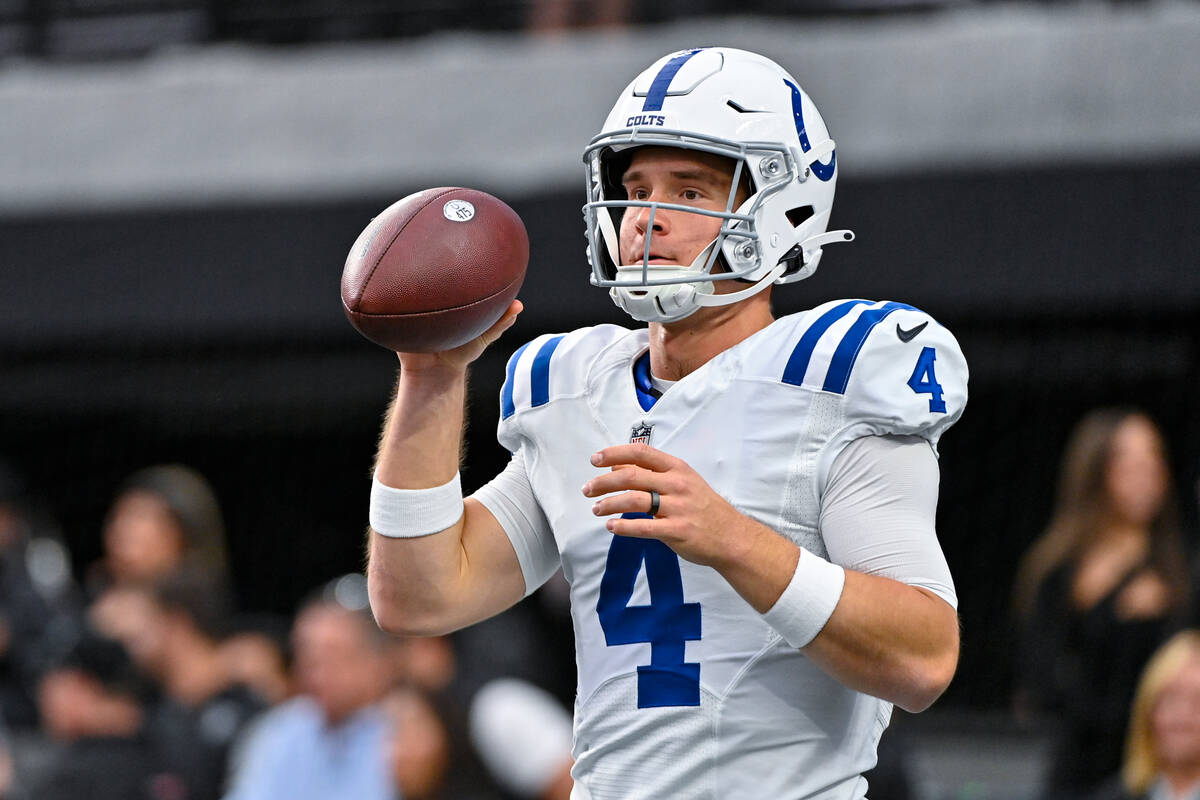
341 187 528 353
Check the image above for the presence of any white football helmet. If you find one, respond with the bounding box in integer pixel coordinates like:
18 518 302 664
583 47 854 324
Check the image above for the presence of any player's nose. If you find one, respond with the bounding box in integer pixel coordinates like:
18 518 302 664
631 198 669 235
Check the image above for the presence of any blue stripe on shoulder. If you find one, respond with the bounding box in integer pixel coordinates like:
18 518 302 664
822 302 918 394
501 341 534 420
781 300 871 386
529 335 566 408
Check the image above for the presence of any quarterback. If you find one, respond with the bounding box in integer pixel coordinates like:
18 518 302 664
366 48 966 799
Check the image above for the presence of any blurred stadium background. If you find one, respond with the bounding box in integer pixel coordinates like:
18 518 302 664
1 0 1198 795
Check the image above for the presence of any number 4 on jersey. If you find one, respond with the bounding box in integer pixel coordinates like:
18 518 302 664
597 534 702 708
907 346 947 413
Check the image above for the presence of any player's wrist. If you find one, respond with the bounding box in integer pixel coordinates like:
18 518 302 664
761 548 846 649
370 471 465 538
394 362 473 407
397 355 471 382
719 513 774 569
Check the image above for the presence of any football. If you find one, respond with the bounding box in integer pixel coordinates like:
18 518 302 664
340 187 528 353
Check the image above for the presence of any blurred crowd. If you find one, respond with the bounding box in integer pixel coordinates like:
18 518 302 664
0 404 1196 799
4 0 996 62
1012 408 1200 800
0 460 576 800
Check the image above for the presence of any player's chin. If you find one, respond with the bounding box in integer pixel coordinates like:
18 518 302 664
621 256 677 266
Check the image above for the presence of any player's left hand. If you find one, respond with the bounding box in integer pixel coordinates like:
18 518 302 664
582 444 760 568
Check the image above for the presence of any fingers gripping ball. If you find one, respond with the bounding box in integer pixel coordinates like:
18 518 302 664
341 187 528 353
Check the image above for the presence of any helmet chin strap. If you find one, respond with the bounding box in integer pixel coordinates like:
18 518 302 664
693 262 786 308
688 237 783 309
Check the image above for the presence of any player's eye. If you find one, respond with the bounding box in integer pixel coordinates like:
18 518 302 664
681 189 704 202
630 188 650 201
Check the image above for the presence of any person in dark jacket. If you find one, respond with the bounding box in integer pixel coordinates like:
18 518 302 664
31 629 187 800
1014 409 1192 799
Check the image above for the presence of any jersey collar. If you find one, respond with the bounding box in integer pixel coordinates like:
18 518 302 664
632 350 660 411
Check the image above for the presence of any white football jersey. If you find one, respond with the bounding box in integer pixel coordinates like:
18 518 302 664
474 299 967 800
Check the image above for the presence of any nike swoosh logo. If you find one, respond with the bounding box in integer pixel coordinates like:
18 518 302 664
896 321 928 343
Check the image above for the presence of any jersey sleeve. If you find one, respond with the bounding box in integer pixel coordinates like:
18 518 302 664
469 449 560 597
802 301 968 495
495 324 632 452
820 434 957 608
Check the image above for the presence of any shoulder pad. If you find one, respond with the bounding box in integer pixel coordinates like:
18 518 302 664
499 324 632 422
779 299 968 446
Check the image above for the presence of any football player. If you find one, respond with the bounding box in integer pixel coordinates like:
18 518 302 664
366 47 966 799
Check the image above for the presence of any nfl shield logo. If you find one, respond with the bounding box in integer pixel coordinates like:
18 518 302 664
630 422 653 446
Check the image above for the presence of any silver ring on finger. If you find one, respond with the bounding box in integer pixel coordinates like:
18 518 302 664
648 490 661 517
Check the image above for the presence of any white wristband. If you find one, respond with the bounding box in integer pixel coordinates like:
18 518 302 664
762 547 846 649
370 472 464 538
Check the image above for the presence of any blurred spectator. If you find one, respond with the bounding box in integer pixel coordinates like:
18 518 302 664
389 632 456 696
1014 408 1192 798
1088 630 1200 800
222 579 394 800
0 721 19 800
29 628 186 800
386 628 511 800
382 685 450 800
90 570 266 800
217 615 292 708
526 0 632 34
469 677 573 800
0 457 80 729
87 464 231 597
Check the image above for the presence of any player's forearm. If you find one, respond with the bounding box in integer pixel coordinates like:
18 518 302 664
374 365 468 488
712 522 954 711
368 367 471 635
707 517 801 615
368 532 466 635
369 497 527 636
802 570 959 713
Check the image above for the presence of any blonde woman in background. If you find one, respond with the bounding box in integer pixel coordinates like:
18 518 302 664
1089 630 1200 800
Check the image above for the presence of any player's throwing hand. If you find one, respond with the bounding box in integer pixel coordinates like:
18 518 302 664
397 300 523 375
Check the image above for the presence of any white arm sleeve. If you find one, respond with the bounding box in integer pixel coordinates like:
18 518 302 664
470 449 561 597
819 434 957 609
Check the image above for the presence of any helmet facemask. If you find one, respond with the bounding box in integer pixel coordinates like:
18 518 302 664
584 132 791 323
